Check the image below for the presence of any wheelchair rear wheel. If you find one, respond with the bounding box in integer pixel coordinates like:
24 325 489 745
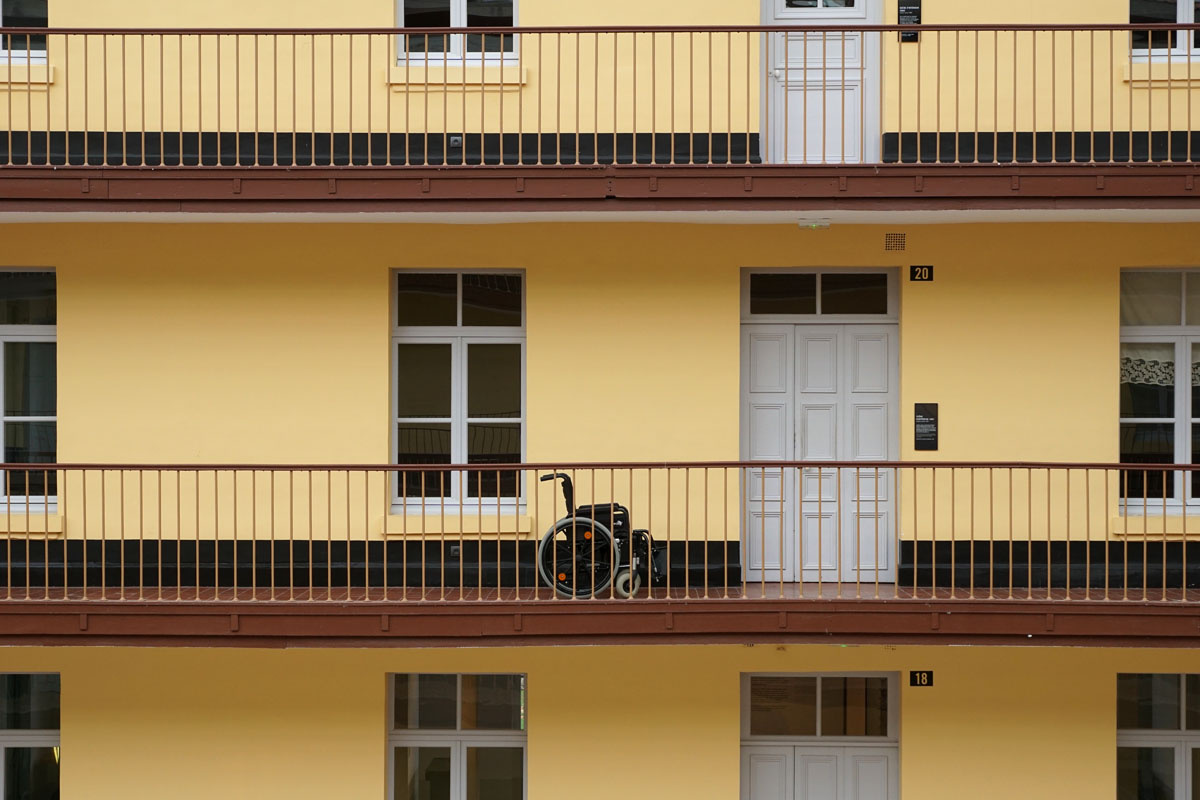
537 516 615 598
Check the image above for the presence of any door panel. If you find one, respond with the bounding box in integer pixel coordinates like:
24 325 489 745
844 748 897 800
742 747 795 800
796 751 841 800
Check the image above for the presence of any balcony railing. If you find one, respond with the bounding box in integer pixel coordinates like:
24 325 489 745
0 461 1195 604
0 24 1197 168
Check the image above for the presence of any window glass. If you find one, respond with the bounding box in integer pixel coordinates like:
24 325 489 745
0 675 58 730
4 748 59 800
1118 746 1175 800
750 274 817 315
466 423 520 497
397 344 453 418
398 273 457 326
465 748 523 800
0 273 54 326
1187 675 1200 729
394 747 452 800
1130 0 1178 50
397 424 453 498
1120 422 1175 498
1 0 47 53
465 0 514 52
4 342 55 418
468 344 520 419
821 274 888 315
1121 343 1175 418
404 0 452 54
462 274 521 327
749 677 817 736
820 677 888 737
394 674 458 731
1119 674 1182 730
462 675 525 731
1185 275 1200 326
1122 272 1183 326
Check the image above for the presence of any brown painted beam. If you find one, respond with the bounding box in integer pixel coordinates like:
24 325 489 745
0 164 1197 214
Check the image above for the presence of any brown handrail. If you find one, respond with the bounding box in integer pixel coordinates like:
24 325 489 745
1 24 1199 35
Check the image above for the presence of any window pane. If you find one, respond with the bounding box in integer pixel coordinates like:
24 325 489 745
1185 275 1200 326
468 344 520 418
403 0 452 54
397 344 452 418
1 0 47 53
1130 0 1177 50
393 746 452 800
821 274 888 315
786 1 819 6
750 274 817 315
1120 423 1175 499
4 748 58 800
466 747 523 800
4 422 56 496
1187 675 1200 729
749 676 817 736
0 273 54 326
398 274 457 326
1122 272 1182 326
1193 343 1200 419
463 675 525 731
1118 746 1175 800
394 674 457 730
819 677 888 737
1193 748 1200 800
462 274 521 327
0 675 59 730
4 342 55 417
465 0 514 53
1119 674 1181 730
824 0 856 6
397 424 452 499
1121 343 1174 418
466 423 520 497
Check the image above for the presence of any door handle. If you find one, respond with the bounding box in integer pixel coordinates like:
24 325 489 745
773 68 783 80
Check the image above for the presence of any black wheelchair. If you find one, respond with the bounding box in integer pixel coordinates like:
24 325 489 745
537 473 667 598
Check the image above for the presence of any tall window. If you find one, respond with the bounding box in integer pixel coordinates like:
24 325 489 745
0 272 56 499
1118 673 1200 799
389 673 525 800
399 0 515 57
1119 271 1200 501
394 271 523 502
1130 0 1199 53
0 0 47 58
0 674 60 800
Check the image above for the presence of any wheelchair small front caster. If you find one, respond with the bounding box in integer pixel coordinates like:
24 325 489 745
614 569 642 599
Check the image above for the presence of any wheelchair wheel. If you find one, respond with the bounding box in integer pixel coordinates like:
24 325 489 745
537 516 615 598
613 569 642 599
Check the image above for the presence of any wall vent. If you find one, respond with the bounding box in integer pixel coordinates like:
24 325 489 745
884 233 907 251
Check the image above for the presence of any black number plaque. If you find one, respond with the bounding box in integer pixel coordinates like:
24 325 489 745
915 403 938 452
910 671 934 687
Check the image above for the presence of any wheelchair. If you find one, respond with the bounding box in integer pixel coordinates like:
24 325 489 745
537 473 667 598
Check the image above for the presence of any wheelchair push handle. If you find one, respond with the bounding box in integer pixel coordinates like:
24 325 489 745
539 472 575 515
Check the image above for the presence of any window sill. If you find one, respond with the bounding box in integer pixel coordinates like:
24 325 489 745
384 513 533 537
0 63 53 86
1122 62 1200 85
0 513 62 536
387 64 526 90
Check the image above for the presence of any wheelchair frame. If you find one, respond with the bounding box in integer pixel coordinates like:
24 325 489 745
536 473 667 598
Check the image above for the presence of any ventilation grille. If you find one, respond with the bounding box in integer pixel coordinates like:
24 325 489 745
884 233 907 251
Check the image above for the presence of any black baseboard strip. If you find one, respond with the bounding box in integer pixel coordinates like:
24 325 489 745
882 130 1200 164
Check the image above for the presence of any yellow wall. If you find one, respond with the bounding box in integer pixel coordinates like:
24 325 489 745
2 641 1198 799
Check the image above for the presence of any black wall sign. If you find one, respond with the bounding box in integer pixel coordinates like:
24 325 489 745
915 403 938 452
898 0 921 42
910 265 933 282
910 671 934 687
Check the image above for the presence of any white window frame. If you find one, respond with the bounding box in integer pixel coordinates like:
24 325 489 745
0 270 56 506
740 672 899 745
392 270 525 510
741 268 899 324
395 0 519 63
1119 269 1200 510
0 2 48 65
773 0 869 22
0 672 60 799
1130 0 1199 59
386 673 527 800
1117 673 1200 800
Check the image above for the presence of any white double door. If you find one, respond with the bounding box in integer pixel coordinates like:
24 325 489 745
765 0 882 164
742 324 898 583
742 746 898 800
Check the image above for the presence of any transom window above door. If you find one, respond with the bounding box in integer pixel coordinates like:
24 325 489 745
743 271 896 320
742 674 895 740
